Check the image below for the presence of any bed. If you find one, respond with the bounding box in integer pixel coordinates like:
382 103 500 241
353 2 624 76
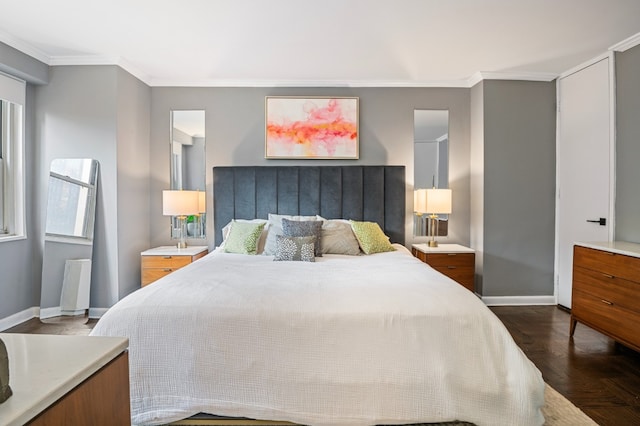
90 166 545 426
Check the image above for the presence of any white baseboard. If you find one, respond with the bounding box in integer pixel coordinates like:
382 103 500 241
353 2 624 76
1 306 108 331
89 307 108 319
481 295 557 306
40 306 62 319
0 306 38 331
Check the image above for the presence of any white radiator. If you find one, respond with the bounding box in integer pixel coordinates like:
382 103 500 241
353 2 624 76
60 259 91 315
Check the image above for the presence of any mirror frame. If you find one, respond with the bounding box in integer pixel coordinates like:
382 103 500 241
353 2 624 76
170 110 206 240
414 109 449 237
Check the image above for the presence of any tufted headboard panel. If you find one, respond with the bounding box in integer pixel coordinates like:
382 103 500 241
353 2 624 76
213 166 405 246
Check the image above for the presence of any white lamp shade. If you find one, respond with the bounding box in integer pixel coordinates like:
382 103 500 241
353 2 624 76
425 188 452 214
162 190 199 216
414 189 428 214
198 191 206 213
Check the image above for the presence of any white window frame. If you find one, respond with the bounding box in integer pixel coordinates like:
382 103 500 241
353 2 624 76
0 72 26 242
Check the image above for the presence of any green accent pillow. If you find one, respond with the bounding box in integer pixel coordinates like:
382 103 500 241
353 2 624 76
223 221 266 255
274 235 316 262
349 220 396 255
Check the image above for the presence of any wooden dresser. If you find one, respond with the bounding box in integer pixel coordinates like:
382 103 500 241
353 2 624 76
0 334 129 426
141 246 208 286
571 242 640 352
411 243 475 291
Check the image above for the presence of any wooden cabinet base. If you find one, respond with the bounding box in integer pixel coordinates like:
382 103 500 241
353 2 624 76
571 244 640 353
28 352 130 425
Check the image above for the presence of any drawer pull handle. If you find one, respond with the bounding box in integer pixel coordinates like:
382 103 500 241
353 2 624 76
601 273 614 279
447 253 457 256
600 299 613 306
163 268 173 272
447 266 457 269
163 255 172 259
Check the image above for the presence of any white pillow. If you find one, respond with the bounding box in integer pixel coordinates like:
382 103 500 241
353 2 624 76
263 214 321 255
221 219 269 254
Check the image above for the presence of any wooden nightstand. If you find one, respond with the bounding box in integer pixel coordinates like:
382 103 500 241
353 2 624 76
140 246 208 286
412 243 475 291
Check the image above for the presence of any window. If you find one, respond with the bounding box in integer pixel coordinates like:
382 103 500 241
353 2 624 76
0 72 26 240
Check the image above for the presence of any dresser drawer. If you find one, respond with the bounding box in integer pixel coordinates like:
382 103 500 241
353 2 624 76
424 253 474 268
141 255 192 269
573 266 640 313
574 245 640 283
572 289 640 350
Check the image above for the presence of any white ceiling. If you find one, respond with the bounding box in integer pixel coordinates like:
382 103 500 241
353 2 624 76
1 0 639 87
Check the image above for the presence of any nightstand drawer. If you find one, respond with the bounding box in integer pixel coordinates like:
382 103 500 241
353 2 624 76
141 255 192 269
140 246 208 287
411 244 476 291
432 266 475 291
424 253 474 268
142 268 176 285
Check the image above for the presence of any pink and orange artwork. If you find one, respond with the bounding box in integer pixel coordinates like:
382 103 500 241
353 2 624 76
265 97 359 159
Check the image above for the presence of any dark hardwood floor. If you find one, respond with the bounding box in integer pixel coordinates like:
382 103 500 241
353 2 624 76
5 306 640 425
491 305 640 426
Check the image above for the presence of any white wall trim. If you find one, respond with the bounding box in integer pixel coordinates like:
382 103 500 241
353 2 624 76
89 307 109 319
0 306 38 331
39 306 62 319
609 31 640 52
481 295 556 306
558 51 611 79
0 29 50 64
147 78 474 88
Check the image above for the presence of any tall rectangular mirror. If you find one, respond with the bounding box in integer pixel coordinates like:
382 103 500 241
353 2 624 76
170 110 206 239
414 110 449 237
40 158 99 321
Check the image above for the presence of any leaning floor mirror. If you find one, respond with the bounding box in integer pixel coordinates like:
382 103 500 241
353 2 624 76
40 158 99 323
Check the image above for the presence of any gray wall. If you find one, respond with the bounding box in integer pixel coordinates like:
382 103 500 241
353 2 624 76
615 44 640 242
116 67 151 299
149 87 471 250
34 65 151 311
478 80 557 297
469 83 485 294
0 42 47 322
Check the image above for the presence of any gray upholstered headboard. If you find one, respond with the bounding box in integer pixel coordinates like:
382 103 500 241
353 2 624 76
213 166 405 246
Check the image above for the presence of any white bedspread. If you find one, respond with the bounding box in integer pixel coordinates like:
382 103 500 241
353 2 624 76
91 245 544 426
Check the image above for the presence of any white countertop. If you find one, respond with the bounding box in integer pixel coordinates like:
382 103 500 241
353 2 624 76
411 243 475 253
141 245 208 256
0 334 128 426
575 241 640 258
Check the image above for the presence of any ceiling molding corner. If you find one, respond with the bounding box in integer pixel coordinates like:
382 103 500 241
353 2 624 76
0 30 51 65
609 32 640 52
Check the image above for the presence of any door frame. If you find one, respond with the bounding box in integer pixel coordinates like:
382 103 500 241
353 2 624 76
553 51 617 305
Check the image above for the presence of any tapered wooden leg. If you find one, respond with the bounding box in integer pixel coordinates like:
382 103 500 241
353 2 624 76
569 316 578 336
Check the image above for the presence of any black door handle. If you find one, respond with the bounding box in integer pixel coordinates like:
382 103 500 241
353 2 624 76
586 218 606 226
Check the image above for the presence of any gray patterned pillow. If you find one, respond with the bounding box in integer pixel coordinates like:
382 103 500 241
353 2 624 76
274 235 316 262
282 218 323 256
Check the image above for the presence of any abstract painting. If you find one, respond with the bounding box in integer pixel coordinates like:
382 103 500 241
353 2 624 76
265 97 359 159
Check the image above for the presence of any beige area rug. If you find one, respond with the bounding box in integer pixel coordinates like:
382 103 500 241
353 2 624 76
542 384 598 426
168 383 598 426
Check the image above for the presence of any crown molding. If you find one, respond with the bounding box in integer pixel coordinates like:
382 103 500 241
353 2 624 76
49 55 152 85
467 71 557 87
609 31 640 52
146 78 473 88
0 29 50 64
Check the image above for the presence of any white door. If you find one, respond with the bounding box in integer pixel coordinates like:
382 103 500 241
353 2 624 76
556 56 614 309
